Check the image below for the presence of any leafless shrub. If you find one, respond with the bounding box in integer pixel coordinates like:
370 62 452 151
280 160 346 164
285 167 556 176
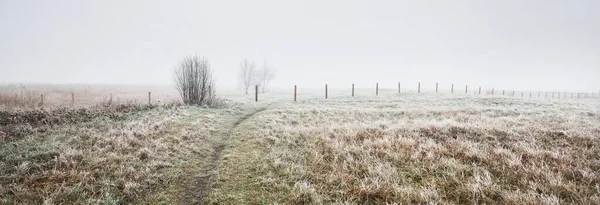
172 55 217 105
239 58 257 94
258 61 276 93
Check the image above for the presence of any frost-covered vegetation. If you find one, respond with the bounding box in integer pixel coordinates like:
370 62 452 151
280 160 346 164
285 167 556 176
0 102 257 204
207 94 600 204
1 90 598 204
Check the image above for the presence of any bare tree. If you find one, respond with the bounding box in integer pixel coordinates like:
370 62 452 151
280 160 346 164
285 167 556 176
239 58 257 94
172 55 216 105
258 61 276 93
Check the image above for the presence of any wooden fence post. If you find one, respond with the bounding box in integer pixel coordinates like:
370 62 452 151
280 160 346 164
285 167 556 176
530 92 532 98
376 83 379 96
492 88 494 95
545 92 547 98
418 82 421 93
398 82 400 94
352 83 354 97
148 92 152 105
521 92 523 98
71 92 75 106
255 85 258 102
294 85 297 102
478 87 481 95
465 85 468 94
40 94 44 106
14 93 18 105
436 83 438 93
451 84 454 93
503 90 505 96
109 94 113 105
538 92 540 98
325 84 328 99
552 92 554 99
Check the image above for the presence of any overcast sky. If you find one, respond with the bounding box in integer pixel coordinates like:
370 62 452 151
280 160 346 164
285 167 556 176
1 0 598 92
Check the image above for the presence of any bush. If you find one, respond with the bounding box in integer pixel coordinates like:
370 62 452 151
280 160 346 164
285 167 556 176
172 55 218 105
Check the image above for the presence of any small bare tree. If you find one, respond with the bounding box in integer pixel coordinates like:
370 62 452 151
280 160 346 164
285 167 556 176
239 58 257 94
258 61 276 93
172 55 216 105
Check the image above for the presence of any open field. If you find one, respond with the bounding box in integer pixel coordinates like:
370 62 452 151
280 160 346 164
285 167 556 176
207 94 600 204
0 84 180 111
1 89 599 204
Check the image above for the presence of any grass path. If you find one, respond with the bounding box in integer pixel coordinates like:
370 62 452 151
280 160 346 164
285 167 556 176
189 106 268 204
203 96 600 204
0 104 270 204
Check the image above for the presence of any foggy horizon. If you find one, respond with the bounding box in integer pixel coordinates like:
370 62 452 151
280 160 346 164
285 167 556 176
1 0 599 92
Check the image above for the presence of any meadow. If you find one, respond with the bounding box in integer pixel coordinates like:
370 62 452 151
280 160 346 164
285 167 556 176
1 85 599 204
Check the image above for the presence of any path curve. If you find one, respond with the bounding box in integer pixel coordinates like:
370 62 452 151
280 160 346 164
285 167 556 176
192 106 268 204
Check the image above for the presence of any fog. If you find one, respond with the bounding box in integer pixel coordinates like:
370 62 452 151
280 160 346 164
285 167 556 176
1 0 599 92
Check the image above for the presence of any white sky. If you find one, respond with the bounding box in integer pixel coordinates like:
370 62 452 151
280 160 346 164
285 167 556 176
1 0 599 92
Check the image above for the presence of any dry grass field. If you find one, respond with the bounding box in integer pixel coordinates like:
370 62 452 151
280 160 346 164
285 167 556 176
206 94 600 204
0 84 180 111
1 87 599 204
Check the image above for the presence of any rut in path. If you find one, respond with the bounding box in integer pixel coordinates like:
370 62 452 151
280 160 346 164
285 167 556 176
192 107 267 204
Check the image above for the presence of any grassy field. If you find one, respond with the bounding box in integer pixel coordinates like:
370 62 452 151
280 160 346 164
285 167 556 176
0 84 180 111
206 94 600 204
1 90 599 204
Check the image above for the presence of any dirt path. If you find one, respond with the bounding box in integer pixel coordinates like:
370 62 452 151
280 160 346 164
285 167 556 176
190 106 268 204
